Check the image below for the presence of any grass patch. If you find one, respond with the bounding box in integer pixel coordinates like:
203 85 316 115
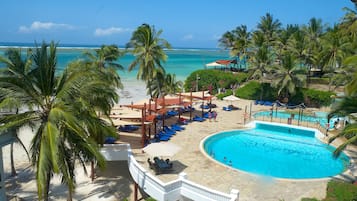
301 180 357 201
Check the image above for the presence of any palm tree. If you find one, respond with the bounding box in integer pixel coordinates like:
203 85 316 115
83 44 124 69
256 13 282 48
303 18 324 82
276 24 299 65
0 41 119 201
81 45 124 181
248 32 273 100
147 68 183 98
271 53 306 100
126 24 171 98
218 31 235 50
0 48 32 176
328 71 357 157
320 25 349 91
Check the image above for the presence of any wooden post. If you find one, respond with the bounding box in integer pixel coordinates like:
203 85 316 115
141 104 146 148
190 90 193 121
0 148 6 201
134 182 138 201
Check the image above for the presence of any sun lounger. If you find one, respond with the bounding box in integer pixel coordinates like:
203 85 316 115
171 124 185 131
118 125 140 132
193 115 205 122
223 106 232 111
163 126 176 134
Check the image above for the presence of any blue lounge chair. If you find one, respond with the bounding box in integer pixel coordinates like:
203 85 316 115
223 106 232 111
193 115 205 122
163 126 176 134
171 124 184 131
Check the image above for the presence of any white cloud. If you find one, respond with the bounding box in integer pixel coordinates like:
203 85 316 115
182 34 194 41
94 27 131 36
19 21 74 33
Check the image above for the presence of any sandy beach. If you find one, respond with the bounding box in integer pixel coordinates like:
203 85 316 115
3 91 356 201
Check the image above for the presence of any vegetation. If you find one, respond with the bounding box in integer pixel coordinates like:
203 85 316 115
301 180 357 201
218 7 357 102
126 23 181 98
0 41 120 200
184 69 248 93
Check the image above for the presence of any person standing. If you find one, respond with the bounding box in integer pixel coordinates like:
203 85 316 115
212 110 217 122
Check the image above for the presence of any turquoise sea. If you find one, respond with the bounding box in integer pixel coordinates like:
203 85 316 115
0 43 231 81
0 43 231 103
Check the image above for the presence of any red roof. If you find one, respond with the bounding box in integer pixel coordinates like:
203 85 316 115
216 59 237 65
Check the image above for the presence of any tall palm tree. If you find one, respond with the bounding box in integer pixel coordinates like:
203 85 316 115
276 24 299 65
256 13 282 48
303 18 324 82
271 53 306 99
320 25 349 91
148 68 183 98
0 48 32 176
81 45 124 181
126 24 171 98
248 32 273 100
83 44 124 70
218 31 235 50
0 41 119 201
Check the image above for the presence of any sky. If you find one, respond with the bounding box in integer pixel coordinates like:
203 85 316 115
0 0 354 48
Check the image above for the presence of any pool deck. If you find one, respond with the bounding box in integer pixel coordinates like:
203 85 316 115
120 99 357 201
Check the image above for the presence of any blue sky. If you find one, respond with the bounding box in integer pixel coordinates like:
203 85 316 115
0 0 354 48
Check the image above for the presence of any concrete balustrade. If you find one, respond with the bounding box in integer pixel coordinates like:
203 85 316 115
100 144 239 201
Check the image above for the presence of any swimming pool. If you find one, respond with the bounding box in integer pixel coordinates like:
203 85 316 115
253 110 336 129
202 121 350 179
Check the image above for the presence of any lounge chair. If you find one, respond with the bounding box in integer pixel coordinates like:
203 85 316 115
118 125 139 132
223 106 232 111
193 115 205 122
163 126 176 135
171 124 185 131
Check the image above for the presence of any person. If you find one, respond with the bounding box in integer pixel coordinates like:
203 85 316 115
212 110 217 121
208 111 212 122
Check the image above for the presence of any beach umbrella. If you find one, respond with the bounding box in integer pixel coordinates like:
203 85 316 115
223 95 240 105
142 142 181 157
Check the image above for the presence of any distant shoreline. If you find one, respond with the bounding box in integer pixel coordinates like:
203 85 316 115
0 42 223 52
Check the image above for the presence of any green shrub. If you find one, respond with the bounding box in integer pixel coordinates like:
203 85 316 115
302 88 335 107
233 81 334 107
184 69 248 93
235 81 277 101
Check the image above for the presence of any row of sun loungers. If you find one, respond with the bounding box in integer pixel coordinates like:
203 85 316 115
154 124 186 141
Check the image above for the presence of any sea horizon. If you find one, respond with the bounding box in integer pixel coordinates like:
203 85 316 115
0 41 223 51
0 41 231 104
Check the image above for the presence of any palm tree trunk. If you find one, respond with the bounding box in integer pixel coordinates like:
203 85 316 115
10 143 17 176
91 160 95 181
44 171 51 201
67 187 73 201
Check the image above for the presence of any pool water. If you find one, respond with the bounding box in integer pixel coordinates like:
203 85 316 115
253 110 335 128
203 122 350 179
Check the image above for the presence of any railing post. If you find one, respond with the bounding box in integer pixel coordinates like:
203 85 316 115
230 189 239 201
179 172 188 180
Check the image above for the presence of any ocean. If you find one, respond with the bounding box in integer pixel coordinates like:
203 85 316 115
0 43 231 104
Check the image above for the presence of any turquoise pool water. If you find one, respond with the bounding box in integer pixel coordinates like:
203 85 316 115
203 122 350 179
253 110 335 129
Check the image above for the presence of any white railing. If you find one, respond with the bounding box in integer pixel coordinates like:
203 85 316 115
100 144 239 201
